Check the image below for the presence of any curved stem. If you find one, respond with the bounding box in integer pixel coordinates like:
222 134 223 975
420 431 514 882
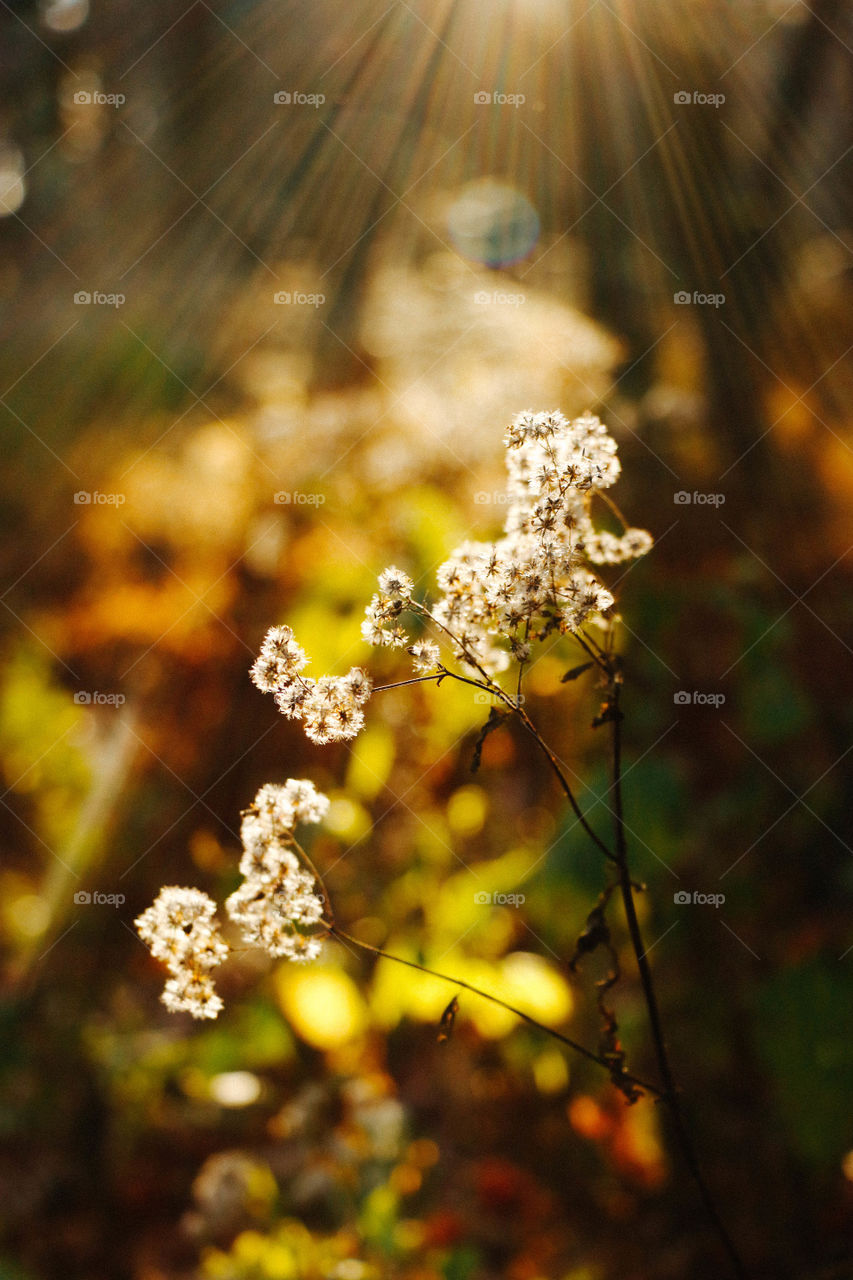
372 674 444 693
514 704 617 863
329 925 663 1099
515 618 530 704
400 604 614 862
577 626 609 665
593 488 631 530
292 837 336 929
609 681 748 1279
430 667 616 861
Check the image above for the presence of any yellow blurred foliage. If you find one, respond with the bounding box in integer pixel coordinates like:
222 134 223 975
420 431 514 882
276 964 368 1050
368 945 572 1040
346 724 396 800
446 785 487 837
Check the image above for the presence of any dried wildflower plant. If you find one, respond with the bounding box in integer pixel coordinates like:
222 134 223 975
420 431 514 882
135 887 229 1019
135 781 329 1018
225 780 327 963
137 408 652 1020
251 411 651 739
250 628 372 743
367 409 652 672
135 408 747 1275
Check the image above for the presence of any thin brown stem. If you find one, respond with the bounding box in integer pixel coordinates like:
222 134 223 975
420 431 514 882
609 680 748 1279
368 606 744 1269
329 925 663 1099
571 630 607 672
415 603 508 697
514 704 617 863
427 666 615 860
292 837 335 929
373 609 617 864
594 488 630 530
515 618 530 703
372 674 444 693
578 626 609 664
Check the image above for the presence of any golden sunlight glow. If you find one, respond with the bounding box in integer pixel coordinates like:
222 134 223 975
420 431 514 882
277 966 368 1050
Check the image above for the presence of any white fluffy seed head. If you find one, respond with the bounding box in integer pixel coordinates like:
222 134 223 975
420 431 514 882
135 886 229 1019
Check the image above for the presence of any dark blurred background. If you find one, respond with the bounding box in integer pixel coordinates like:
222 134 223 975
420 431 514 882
1 1 853 1277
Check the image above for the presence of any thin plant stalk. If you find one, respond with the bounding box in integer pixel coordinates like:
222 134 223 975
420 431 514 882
363 628 748 1276
291 837 661 1098
608 677 749 1279
328 924 663 1100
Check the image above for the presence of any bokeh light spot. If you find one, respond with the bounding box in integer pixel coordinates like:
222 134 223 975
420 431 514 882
277 966 367 1049
40 0 89 32
446 784 487 837
447 179 540 266
208 1071 263 1108
0 147 26 217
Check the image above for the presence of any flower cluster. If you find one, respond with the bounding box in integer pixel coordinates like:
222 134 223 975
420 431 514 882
364 410 652 675
225 781 327 963
361 566 415 650
135 887 229 1019
135 781 329 1017
248 411 649 734
250 625 372 743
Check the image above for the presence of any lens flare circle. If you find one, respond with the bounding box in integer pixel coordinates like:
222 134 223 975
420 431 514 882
447 179 540 267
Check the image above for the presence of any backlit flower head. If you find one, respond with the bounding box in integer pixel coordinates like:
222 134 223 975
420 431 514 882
251 624 372 743
378 566 414 598
135 886 229 1019
408 639 441 674
226 780 328 964
421 409 651 673
256 411 650 732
